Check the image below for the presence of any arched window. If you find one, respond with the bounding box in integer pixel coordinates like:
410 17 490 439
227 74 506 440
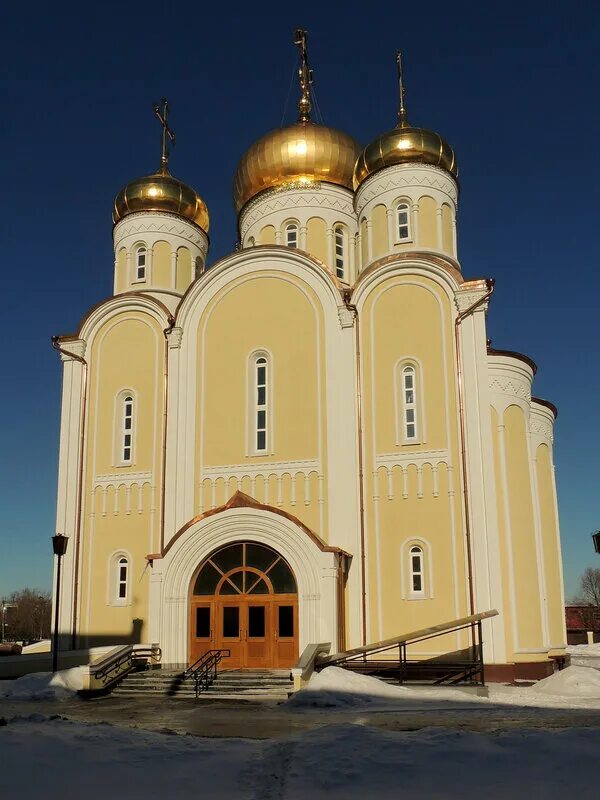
402 365 418 440
122 395 134 464
334 226 345 279
397 203 411 242
409 546 424 594
255 356 268 452
195 256 204 278
117 557 129 600
135 246 147 280
285 223 298 249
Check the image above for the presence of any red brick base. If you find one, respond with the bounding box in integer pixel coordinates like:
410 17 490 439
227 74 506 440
485 661 556 682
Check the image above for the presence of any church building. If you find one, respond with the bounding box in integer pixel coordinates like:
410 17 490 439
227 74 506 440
52 32 566 680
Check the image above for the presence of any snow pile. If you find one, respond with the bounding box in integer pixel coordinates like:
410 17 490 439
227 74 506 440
567 643 600 656
530 665 600 698
0 667 85 701
288 666 413 708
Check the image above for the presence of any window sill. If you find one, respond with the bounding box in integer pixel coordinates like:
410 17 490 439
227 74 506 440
394 239 413 246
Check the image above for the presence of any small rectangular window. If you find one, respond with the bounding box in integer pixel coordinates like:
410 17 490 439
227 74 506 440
278 605 294 638
222 606 239 638
195 607 210 638
256 430 266 451
406 423 415 438
412 574 422 592
257 386 266 405
248 606 266 638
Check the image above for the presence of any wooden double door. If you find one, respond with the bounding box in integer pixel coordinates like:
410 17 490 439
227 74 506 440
188 542 299 669
190 596 298 668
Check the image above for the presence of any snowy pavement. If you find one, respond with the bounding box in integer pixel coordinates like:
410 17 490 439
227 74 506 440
2 651 600 797
0 715 599 799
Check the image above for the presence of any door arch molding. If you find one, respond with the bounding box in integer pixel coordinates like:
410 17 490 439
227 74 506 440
157 506 339 667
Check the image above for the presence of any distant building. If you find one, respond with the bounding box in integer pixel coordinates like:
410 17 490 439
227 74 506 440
565 606 600 645
52 33 566 680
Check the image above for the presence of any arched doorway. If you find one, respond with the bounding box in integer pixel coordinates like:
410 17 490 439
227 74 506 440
189 541 298 669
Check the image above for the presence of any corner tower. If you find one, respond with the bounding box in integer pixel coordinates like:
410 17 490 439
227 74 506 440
233 30 362 284
353 53 459 272
112 100 209 306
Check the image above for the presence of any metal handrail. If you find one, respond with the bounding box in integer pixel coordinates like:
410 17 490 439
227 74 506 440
321 619 487 686
90 643 162 688
183 649 230 697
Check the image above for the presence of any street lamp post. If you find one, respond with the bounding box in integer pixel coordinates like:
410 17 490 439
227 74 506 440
51 534 69 673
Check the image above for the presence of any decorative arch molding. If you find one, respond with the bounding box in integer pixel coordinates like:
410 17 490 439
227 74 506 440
176 246 344 329
155 498 342 666
351 253 463 310
76 292 172 344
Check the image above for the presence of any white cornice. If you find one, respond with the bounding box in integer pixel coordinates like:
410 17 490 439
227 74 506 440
355 164 458 216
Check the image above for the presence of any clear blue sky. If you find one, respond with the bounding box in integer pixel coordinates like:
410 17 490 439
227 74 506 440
1 1 599 600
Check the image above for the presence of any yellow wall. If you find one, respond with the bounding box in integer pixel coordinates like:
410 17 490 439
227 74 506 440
79 312 165 644
176 247 192 293
306 217 328 265
536 443 564 646
442 204 453 254
195 273 327 537
260 225 275 245
360 275 467 646
153 241 171 288
371 204 388 260
418 196 437 249
504 405 544 652
116 248 127 293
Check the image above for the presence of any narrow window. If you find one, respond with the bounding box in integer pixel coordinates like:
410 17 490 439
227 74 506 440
255 357 267 452
122 395 133 463
334 226 345 279
135 247 146 280
397 203 411 242
410 546 424 594
285 223 298 249
117 557 128 600
403 366 417 440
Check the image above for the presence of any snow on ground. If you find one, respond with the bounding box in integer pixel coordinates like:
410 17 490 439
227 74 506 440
287 666 476 708
0 715 599 799
0 667 85 701
530 665 600 697
567 643 600 655
288 665 600 711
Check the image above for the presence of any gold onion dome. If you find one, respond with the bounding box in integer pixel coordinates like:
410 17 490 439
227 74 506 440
233 122 361 212
112 166 209 231
353 53 458 190
112 99 209 232
233 28 362 212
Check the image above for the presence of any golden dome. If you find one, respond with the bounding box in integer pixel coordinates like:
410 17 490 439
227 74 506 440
354 52 458 189
113 166 209 232
354 116 457 189
233 121 362 212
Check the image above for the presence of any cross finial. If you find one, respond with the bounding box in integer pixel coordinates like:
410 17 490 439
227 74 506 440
153 98 175 174
396 51 409 128
294 28 313 123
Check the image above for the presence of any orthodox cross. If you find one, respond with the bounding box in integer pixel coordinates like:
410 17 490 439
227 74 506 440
396 51 409 127
153 98 175 173
294 28 313 122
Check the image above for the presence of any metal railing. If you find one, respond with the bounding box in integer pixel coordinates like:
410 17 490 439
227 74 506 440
89 643 161 689
318 610 498 686
182 649 230 697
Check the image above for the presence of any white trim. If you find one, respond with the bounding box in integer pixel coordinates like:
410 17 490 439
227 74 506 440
393 358 426 445
155 507 339 666
400 537 434 600
395 200 412 244
246 348 274 456
107 549 133 607
113 388 138 467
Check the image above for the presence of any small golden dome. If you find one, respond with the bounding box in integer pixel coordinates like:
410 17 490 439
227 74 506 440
354 52 458 189
233 122 361 212
353 116 457 189
113 167 209 232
